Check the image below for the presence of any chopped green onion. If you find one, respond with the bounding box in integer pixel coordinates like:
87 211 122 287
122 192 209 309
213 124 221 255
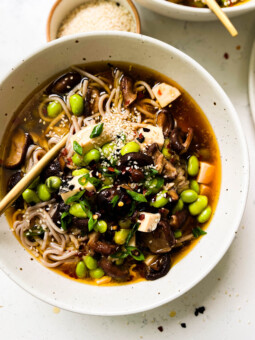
90 123 104 138
111 195 119 207
126 190 147 203
192 227 207 238
73 141 83 156
60 212 72 231
66 190 85 204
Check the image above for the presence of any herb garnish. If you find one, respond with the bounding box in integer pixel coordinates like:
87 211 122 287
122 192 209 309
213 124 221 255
125 222 139 246
60 212 72 231
66 190 85 204
192 227 207 238
90 123 104 138
111 194 119 207
127 190 147 203
78 174 101 187
111 246 144 261
73 141 83 156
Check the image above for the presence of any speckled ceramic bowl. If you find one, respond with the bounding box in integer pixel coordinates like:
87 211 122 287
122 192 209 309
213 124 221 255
0 32 249 315
46 0 141 41
135 0 255 21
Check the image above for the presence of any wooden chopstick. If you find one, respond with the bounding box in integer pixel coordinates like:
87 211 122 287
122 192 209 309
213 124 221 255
206 0 238 37
0 134 69 216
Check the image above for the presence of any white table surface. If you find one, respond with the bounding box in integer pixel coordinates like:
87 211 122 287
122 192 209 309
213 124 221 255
0 1 254 339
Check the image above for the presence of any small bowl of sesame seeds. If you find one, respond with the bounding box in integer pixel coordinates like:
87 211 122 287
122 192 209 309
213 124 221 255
46 0 141 41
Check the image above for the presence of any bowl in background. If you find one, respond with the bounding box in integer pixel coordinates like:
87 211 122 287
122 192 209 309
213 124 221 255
46 0 141 41
0 32 249 315
135 0 255 21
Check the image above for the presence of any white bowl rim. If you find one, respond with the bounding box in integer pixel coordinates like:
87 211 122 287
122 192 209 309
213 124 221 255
138 0 255 15
0 31 249 315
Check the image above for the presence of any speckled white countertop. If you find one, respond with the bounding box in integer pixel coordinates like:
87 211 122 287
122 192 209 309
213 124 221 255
0 1 255 339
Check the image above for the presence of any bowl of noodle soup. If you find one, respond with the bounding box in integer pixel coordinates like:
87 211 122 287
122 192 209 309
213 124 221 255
0 32 248 315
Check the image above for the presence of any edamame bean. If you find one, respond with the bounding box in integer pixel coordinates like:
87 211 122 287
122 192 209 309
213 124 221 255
172 198 184 214
28 176 40 189
190 179 200 194
189 195 208 216
47 101 62 118
180 189 198 203
22 189 40 204
197 206 212 223
145 177 164 194
90 268 104 279
162 139 171 160
150 190 169 208
72 153 84 166
76 261 87 279
102 142 116 158
188 155 199 177
102 176 113 186
83 255 97 270
174 230 182 239
37 184 51 201
70 94 84 116
83 149 100 165
72 168 89 176
69 203 87 218
120 142 140 156
114 229 130 245
118 218 132 229
46 176 62 191
96 220 108 233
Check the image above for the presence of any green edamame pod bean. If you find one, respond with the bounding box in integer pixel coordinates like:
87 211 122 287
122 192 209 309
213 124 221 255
120 142 140 156
189 195 208 216
69 203 87 218
145 177 164 194
188 155 199 177
83 149 100 165
46 176 62 191
70 94 84 116
96 220 108 233
114 229 130 245
72 168 89 176
22 189 40 204
28 176 40 189
76 261 87 279
118 218 132 229
162 139 171 160
190 179 200 194
150 190 169 208
174 230 182 239
172 198 184 214
102 176 113 186
83 255 97 270
72 153 84 166
180 189 198 203
37 184 51 201
197 206 212 223
90 268 104 279
47 101 62 118
102 142 116 158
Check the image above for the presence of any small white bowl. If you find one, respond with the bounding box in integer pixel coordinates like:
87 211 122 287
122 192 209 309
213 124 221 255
46 0 141 41
135 0 255 21
0 32 249 315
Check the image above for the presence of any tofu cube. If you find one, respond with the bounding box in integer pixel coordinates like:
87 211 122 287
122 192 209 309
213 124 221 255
138 212 161 233
60 176 96 203
137 125 164 150
152 83 181 108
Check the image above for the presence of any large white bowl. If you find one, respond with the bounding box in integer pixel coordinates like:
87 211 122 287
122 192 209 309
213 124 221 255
0 32 249 315
135 0 255 21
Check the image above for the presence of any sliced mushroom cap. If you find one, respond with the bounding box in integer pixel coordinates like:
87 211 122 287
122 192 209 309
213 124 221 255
156 109 175 137
46 71 82 94
118 152 153 167
89 241 119 256
5 129 33 169
137 219 176 254
170 127 194 155
99 257 130 281
141 253 171 281
41 156 65 181
7 171 24 209
121 76 137 108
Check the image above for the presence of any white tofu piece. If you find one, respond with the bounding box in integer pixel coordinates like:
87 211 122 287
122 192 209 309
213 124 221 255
70 124 112 154
138 212 161 233
137 125 164 150
60 176 96 203
152 83 181 108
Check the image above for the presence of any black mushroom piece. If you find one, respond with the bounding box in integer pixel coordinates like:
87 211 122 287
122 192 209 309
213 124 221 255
97 187 132 217
129 168 145 182
118 152 153 167
5 129 33 169
170 127 194 154
46 71 82 94
121 76 137 108
89 241 119 256
139 253 171 281
137 220 176 254
170 209 189 230
7 171 24 209
156 109 175 137
51 202 70 224
99 257 130 281
41 156 65 181
146 143 177 179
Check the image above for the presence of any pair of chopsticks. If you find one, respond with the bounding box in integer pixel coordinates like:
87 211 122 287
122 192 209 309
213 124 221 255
206 0 238 37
